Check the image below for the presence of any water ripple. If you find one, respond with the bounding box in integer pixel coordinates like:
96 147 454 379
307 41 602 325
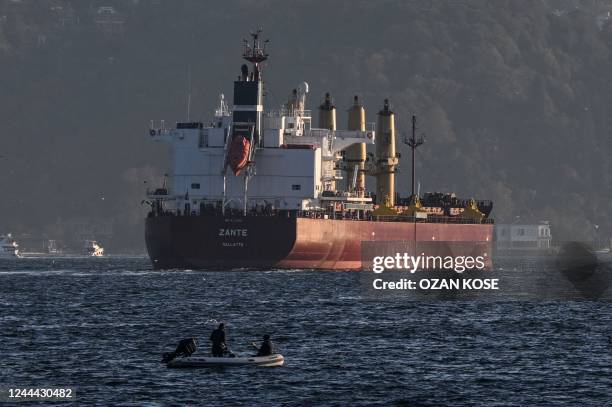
0 257 610 405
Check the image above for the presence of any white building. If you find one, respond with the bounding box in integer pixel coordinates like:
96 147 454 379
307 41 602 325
495 222 551 250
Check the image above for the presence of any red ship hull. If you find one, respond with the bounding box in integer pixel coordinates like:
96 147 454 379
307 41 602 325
145 215 493 270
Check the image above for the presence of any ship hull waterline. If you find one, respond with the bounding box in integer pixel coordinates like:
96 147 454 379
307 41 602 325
145 215 493 270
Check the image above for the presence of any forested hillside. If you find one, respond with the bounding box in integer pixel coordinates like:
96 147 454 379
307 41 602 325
1 0 611 250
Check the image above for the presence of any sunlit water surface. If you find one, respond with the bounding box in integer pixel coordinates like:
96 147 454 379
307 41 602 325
1 257 611 406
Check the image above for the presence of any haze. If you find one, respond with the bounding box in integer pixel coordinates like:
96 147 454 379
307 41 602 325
1 0 610 252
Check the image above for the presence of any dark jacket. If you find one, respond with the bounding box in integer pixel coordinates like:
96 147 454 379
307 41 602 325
210 328 226 347
257 339 274 356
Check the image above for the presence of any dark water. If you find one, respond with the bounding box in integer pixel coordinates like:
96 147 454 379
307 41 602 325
1 257 611 406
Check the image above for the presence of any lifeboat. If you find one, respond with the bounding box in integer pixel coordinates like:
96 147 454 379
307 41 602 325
228 136 250 175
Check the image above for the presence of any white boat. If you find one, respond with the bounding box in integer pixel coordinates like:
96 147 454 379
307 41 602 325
0 234 21 258
84 240 104 257
167 354 284 368
47 239 61 254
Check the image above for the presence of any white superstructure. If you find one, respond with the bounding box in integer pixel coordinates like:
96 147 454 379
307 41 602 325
149 103 374 214
146 30 381 217
0 234 21 257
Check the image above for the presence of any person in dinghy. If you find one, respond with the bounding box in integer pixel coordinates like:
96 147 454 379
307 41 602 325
252 334 275 356
210 323 234 357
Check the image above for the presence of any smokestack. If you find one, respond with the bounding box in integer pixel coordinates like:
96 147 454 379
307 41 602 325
318 93 336 131
319 93 337 192
346 95 366 195
375 99 397 207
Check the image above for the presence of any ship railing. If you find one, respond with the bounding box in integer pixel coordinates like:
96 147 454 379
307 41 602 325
145 205 494 225
266 108 312 118
148 120 172 138
370 215 495 224
150 119 166 130
146 191 174 199
308 128 332 139
294 211 494 224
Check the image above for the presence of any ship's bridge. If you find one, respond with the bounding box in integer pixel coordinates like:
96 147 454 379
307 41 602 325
264 107 311 138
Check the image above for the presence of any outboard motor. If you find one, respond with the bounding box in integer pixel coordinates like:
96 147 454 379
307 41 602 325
162 337 198 363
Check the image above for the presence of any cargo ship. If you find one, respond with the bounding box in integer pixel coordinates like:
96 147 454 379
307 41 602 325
144 30 493 270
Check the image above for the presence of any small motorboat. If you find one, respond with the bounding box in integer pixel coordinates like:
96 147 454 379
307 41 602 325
162 337 284 368
0 234 21 258
83 240 104 257
167 354 284 368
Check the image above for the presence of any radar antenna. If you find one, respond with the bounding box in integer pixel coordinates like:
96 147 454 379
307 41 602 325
242 28 269 66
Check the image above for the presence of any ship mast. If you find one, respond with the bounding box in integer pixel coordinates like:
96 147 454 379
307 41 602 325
234 29 269 215
242 28 268 77
405 115 424 198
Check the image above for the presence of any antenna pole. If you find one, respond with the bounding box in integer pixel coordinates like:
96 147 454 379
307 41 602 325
186 64 192 120
407 115 424 198
412 116 416 197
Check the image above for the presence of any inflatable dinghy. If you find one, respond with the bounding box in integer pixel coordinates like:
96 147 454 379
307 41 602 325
167 354 284 368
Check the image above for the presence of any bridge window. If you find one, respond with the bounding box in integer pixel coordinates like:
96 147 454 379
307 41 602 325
191 183 200 189
292 184 301 191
